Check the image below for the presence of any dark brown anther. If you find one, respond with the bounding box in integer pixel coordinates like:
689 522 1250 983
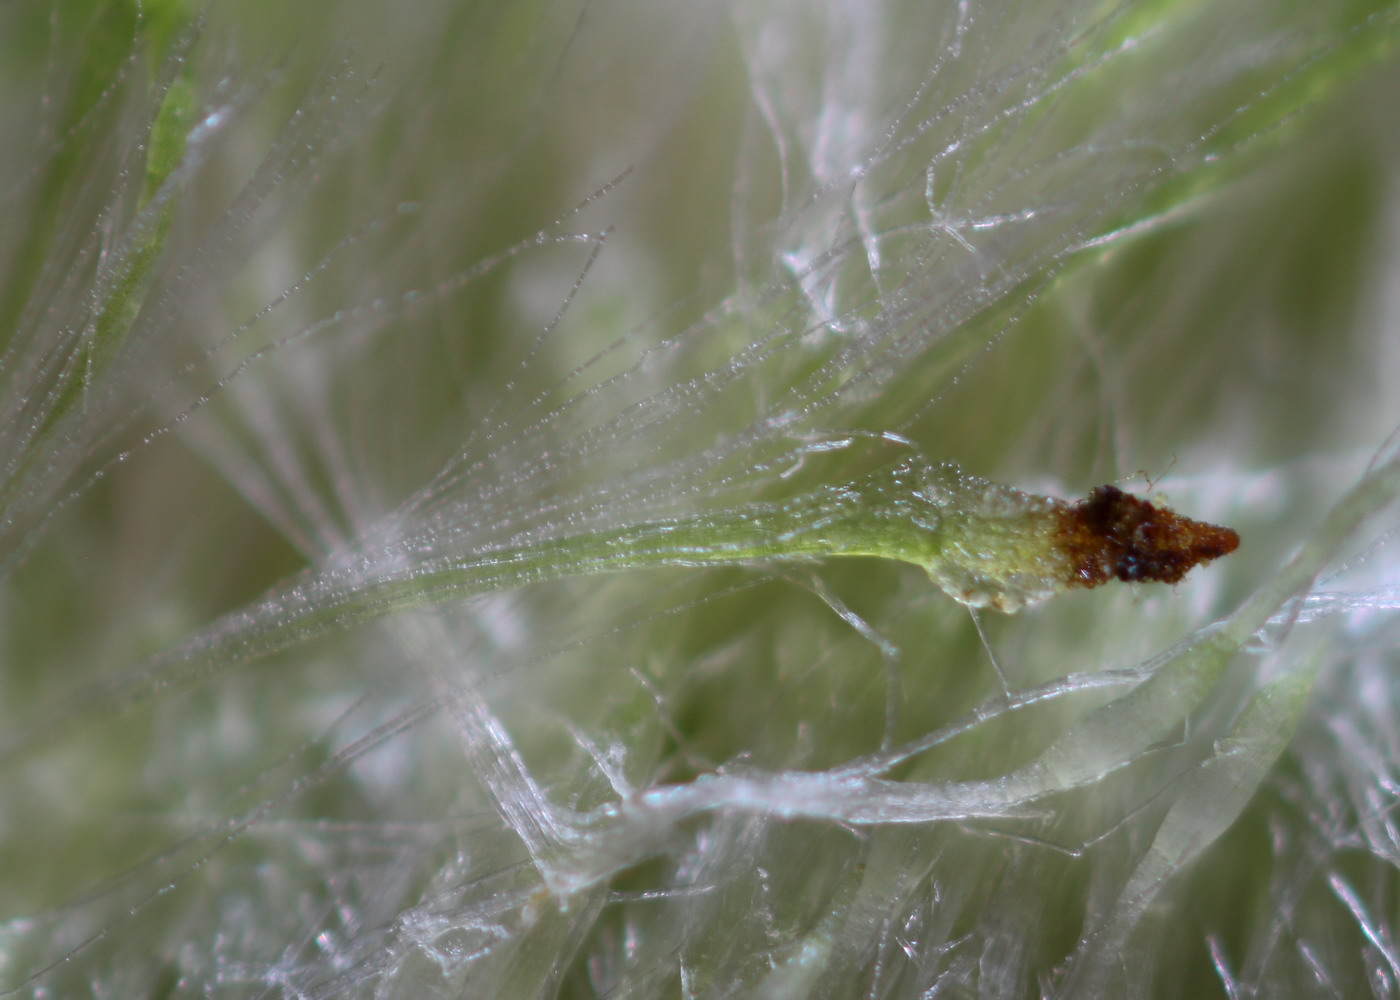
1054 485 1240 590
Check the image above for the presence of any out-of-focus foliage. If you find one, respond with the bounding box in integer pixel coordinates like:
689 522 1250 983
1 1 1398 997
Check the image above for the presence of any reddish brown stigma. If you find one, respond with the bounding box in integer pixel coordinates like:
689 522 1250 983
1054 485 1239 590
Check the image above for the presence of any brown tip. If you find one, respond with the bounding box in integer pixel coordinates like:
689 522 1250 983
1055 485 1239 590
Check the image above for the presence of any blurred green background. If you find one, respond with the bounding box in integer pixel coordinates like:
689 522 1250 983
1 1 1398 996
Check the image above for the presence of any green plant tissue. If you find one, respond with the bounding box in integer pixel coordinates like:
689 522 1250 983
1 1 1398 997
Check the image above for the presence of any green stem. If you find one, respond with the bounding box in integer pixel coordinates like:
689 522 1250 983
13 457 1236 754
